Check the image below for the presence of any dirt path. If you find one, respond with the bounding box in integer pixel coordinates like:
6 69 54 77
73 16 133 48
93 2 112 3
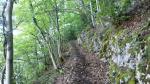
54 41 110 84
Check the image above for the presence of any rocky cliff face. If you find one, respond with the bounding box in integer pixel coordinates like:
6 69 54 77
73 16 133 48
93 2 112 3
78 27 150 83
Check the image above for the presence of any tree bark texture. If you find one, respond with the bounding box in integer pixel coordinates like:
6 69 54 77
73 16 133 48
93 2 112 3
5 0 14 84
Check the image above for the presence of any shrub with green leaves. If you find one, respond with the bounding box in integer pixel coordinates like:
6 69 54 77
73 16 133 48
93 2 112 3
98 0 132 22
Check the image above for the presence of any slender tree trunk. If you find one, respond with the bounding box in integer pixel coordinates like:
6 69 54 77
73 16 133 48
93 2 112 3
1 1 7 84
96 0 99 12
48 47 57 69
55 2 62 62
55 1 64 64
5 0 14 84
90 0 96 28
29 1 57 69
1 65 6 84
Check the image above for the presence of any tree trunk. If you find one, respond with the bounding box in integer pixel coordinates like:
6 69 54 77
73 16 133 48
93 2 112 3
29 1 57 69
96 0 99 12
1 65 6 84
55 2 62 64
5 0 14 84
48 48 57 69
1 1 7 84
90 0 96 28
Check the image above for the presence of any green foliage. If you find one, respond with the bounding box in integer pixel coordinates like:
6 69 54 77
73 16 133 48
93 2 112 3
109 61 135 83
34 69 61 84
13 29 46 83
62 27 77 41
9 0 88 83
97 0 132 22
60 13 85 41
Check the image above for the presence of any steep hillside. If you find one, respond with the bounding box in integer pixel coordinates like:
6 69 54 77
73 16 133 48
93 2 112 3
77 0 150 83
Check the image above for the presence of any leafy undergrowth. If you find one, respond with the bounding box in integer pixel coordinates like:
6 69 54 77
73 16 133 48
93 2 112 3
32 69 61 84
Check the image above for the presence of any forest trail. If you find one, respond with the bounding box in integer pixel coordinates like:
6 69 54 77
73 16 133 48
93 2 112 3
54 41 110 84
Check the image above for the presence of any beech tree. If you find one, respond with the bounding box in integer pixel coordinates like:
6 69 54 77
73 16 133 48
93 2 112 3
5 0 14 83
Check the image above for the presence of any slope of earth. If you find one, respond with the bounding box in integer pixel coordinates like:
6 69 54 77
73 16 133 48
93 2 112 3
120 0 150 30
54 41 110 84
